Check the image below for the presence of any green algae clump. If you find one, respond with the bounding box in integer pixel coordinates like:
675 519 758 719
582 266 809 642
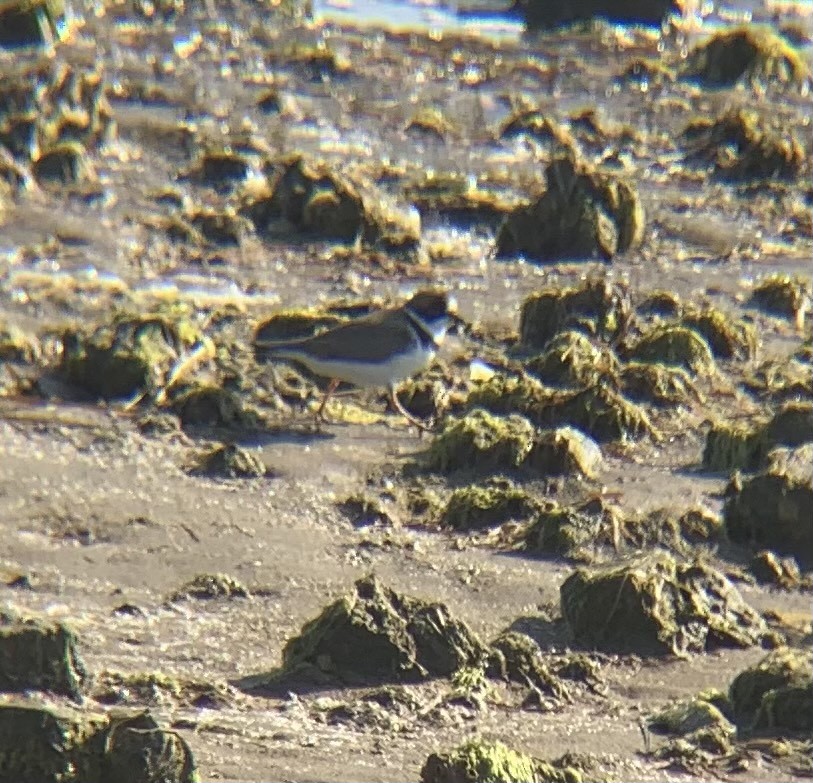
703 420 766 472
525 330 618 388
267 575 489 686
421 738 580 783
497 154 644 263
627 325 715 375
560 552 769 656
729 648 813 733
682 26 811 88
427 409 535 473
440 480 538 530
519 280 631 350
619 362 698 406
523 504 603 560
649 694 734 737
681 306 758 360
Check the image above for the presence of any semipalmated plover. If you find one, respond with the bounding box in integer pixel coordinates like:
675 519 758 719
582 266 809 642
254 289 455 430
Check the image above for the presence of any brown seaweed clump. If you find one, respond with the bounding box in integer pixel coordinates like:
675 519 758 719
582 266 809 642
496 154 644 263
724 444 813 567
682 109 805 183
239 154 420 251
0 611 86 698
249 575 489 686
519 279 632 350
681 26 811 88
729 648 812 733
440 480 538 531
560 551 771 656
421 737 581 783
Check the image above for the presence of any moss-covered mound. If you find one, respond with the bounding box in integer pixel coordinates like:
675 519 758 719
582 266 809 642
440 480 538 530
683 109 805 182
0 612 86 698
749 274 811 322
427 409 535 473
681 26 811 88
0 703 196 783
729 648 812 733
519 280 631 350
525 331 619 389
560 552 770 655
649 692 734 737
627 325 715 375
270 575 488 685
466 373 652 443
681 306 758 360
240 154 420 251
523 503 603 560
487 632 569 700
61 310 200 401
619 362 698 406
496 154 644 262
421 738 581 783
724 444 813 567
515 0 675 29
529 425 604 478
703 420 766 472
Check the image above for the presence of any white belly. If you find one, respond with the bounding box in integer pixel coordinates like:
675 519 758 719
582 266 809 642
290 345 435 387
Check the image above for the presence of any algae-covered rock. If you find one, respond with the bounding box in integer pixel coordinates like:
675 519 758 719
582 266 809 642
627 325 715 375
427 409 535 473
560 551 769 656
681 306 758 361
523 504 603 560
275 575 488 684
729 648 812 732
649 694 734 736
750 551 804 590
515 0 675 29
519 280 631 350
421 738 580 783
188 443 267 479
682 109 804 183
169 573 250 601
488 631 569 701
0 702 106 783
496 154 644 262
619 362 698 406
525 331 619 389
440 480 538 530
724 444 813 567
681 26 811 88
241 154 420 251
0 613 86 698
32 140 90 184
749 274 811 322
103 710 196 783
